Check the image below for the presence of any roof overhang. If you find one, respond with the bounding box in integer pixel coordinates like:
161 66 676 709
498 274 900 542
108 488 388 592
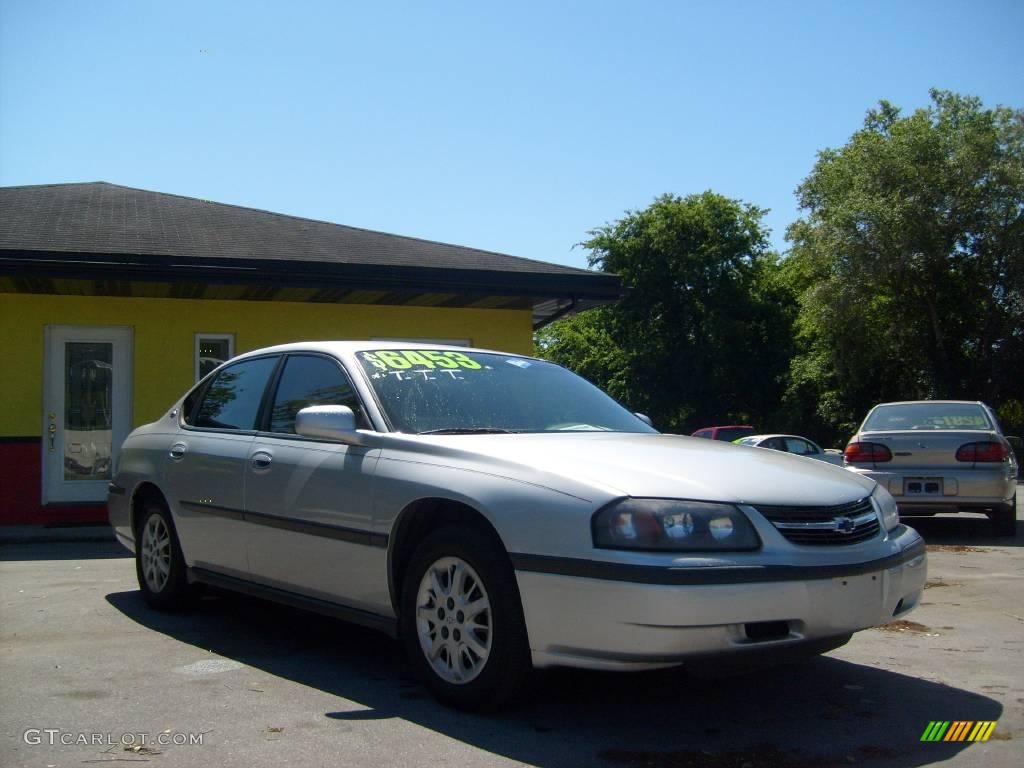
0 249 619 328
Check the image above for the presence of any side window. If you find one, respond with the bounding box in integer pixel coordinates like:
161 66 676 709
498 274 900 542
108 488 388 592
694 430 710 439
191 357 277 430
269 355 365 434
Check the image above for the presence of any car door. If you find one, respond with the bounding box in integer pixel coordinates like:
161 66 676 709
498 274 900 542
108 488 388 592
165 355 280 579
244 353 388 614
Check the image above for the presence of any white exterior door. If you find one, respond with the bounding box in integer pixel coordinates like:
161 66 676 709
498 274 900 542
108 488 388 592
43 326 133 504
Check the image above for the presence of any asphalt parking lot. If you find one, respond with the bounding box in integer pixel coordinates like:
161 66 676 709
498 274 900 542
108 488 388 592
1 491 1021 768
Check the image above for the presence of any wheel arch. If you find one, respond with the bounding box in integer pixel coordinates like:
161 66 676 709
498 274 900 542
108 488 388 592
129 482 170 535
387 497 509 615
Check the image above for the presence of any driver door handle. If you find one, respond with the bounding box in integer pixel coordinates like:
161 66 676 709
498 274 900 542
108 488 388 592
251 451 273 469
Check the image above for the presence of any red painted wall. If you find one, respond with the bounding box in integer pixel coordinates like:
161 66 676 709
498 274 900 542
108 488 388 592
0 439 107 525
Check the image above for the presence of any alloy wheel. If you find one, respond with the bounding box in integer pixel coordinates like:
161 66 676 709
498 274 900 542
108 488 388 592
415 556 492 684
141 513 172 593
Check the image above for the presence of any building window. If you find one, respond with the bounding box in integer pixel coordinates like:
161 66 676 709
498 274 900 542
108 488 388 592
195 334 235 381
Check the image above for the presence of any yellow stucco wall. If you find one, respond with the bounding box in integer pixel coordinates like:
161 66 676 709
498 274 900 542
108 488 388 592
0 292 533 436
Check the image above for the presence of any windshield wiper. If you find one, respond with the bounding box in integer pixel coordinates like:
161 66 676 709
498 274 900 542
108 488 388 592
417 428 517 435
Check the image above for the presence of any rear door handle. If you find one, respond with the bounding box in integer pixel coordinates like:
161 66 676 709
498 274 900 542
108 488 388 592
169 443 187 460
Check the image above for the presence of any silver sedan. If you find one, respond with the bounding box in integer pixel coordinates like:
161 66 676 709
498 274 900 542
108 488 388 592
108 342 927 710
844 400 1018 536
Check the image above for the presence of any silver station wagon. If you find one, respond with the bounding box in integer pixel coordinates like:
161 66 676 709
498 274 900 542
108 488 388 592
109 342 927 710
844 400 1018 536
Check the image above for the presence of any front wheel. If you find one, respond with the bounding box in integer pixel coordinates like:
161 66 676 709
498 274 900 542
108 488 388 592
135 499 193 610
400 526 532 711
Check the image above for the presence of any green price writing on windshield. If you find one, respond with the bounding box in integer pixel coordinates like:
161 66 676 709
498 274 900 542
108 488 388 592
362 350 483 371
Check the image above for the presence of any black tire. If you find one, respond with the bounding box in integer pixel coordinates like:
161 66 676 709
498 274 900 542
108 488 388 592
989 495 1018 538
400 525 532 711
135 498 194 610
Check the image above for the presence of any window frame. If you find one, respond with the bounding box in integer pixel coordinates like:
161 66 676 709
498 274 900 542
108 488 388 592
194 333 236 383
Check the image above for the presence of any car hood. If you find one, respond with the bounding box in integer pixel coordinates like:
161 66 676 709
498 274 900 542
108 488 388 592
412 432 876 505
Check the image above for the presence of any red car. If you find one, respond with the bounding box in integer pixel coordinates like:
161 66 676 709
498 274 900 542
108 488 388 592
691 425 756 441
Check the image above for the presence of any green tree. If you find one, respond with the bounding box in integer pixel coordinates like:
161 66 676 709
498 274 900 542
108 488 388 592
785 90 1024 439
537 192 795 433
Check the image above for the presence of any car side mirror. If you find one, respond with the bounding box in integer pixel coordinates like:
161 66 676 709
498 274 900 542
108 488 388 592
295 405 367 446
634 412 654 427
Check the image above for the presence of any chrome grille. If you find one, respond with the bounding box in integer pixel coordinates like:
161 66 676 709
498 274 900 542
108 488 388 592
753 497 880 546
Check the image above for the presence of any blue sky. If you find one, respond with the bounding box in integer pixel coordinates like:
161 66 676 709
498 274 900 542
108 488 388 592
2 0 1021 269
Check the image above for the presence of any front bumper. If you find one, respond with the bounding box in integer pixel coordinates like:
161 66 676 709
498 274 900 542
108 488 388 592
514 527 926 671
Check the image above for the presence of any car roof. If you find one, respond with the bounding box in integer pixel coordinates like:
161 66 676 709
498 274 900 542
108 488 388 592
871 400 985 406
228 340 524 360
746 434 811 441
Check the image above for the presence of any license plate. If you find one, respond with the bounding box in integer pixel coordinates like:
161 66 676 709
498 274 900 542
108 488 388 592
904 477 943 495
827 572 885 627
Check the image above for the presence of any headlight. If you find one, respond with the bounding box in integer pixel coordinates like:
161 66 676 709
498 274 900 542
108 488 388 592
592 498 761 551
873 484 900 531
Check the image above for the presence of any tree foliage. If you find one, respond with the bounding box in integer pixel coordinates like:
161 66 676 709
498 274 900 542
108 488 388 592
784 90 1024 438
537 192 795 433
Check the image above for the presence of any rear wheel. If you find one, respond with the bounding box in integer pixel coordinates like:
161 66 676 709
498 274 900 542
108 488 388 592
135 499 193 610
400 525 532 711
989 495 1018 537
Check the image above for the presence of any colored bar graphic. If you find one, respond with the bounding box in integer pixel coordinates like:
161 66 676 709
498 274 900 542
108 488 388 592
968 722 997 742
921 720 997 742
944 722 972 741
921 722 950 741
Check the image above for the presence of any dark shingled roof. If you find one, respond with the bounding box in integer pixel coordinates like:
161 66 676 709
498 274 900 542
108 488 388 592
0 182 619 327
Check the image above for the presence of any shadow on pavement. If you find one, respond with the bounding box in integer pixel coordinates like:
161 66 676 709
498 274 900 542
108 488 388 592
107 588 1002 768
0 540 130 562
904 510 1022 548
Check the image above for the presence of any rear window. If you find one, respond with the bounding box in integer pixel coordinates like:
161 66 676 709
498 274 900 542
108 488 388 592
863 403 992 432
189 357 278 430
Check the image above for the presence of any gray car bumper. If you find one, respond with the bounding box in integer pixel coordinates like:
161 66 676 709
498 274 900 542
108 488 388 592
514 527 927 671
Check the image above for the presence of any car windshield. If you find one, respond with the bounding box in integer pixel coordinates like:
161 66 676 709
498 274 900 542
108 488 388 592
356 349 657 435
863 403 993 431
